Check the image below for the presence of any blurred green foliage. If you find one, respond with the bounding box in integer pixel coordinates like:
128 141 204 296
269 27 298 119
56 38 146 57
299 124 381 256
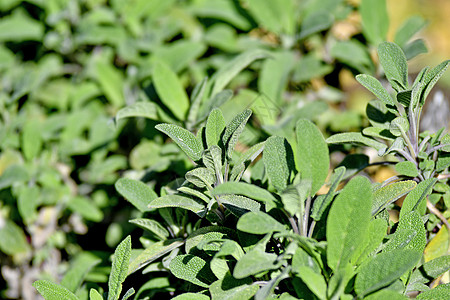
0 0 437 299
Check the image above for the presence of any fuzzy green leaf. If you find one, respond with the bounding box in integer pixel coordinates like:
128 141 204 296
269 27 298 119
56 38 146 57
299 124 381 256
115 102 157 125
356 74 394 106
169 254 213 288
355 250 421 298
377 42 408 91
128 239 184 275
155 123 203 162
108 236 131 300
115 178 157 213
148 194 206 216
395 161 419 177
263 136 291 192
22 119 42 160
205 108 226 148
152 61 189 120
394 16 427 47
89 289 103 300
327 176 372 271
233 248 279 279
209 272 258 300
178 187 210 204
67 196 104 222
362 127 396 141
396 211 427 253
212 182 277 204
237 211 285 234
372 180 417 216
416 284 450 300
326 132 387 152
33 280 79 300
299 10 333 39
390 116 409 136
186 167 215 188
220 194 261 217
128 218 170 240
0 219 30 256
311 166 346 221
420 60 450 105
364 290 409 300
222 109 252 159
360 0 389 45
185 226 236 254
296 266 327 299
172 293 210 300
353 219 388 265
296 119 329 195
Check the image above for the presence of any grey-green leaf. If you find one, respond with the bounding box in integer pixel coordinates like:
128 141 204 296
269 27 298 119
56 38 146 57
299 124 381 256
205 108 226 148
355 250 422 298
128 218 170 240
377 42 408 91
155 123 203 161
372 180 417 216
115 102 157 125
186 167 215 188
108 236 131 300
90 289 103 300
389 116 409 136
115 178 157 213
263 136 292 192
169 254 212 288
326 132 387 152
296 119 329 195
327 176 372 271
237 211 285 234
296 266 327 299
233 248 279 279
152 60 189 120
148 194 206 217
61 252 101 293
416 283 450 300
395 161 419 177
222 109 252 159
209 272 258 300
360 0 389 45
394 16 427 47
33 280 79 300
356 74 394 106
220 195 260 217
420 60 450 106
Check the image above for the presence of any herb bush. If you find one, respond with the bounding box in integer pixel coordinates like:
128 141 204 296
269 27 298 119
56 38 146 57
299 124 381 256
1 0 450 299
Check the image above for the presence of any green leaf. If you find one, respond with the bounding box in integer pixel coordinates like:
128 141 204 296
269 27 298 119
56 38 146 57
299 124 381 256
33 280 79 300
89 289 103 300
185 226 236 254
115 102 157 125
420 60 450 106
211 49 269 97
356 74 394 106
186 167 215 188
67 196 104 222
128 239 184 275
327 176 372 271
199 90 234 122
212 182 277 204
148 194 206 217
220 195 261 217
187 77 208 129
360 0 389 45
355 250 421 298
222 109 252 159
205 108 226 148
22 119 42 160
394 16 427 48
353 219 388 266
404 39 428 60
152 60 189 120
364 290 409 300
209 272 258 300
121 288 134 300
0 219 30 257
299 10 333 39
92 60 124 107
372 180 417 216
0 10 44 42
169 254 214 288
128 218 170 240
395 161 419 177
237 211 285 234
390 116 409 136
263 136 292 192
311 166 346 221
326 132 387 152
155 123 203 161
233 248 279 279
377 42 409 91
417 283 450 299
108 236 131 300
17 186 39 225
178 186 210 204
246 0 295 34
115 178 157 213
296 266 327 299
396 212 427 253
331 40 373 74
362 127 396 141
0 165 29 190
172 293 210 300
61 252 101 293
296 119 329 195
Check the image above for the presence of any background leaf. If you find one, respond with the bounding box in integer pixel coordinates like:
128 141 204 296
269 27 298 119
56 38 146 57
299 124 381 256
108 236 132 300
115 178 157 213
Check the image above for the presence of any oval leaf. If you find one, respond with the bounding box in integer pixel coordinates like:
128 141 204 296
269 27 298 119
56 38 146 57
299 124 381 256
115 178 157 213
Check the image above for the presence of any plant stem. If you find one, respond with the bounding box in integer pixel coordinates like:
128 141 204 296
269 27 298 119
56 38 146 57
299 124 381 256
308 221 316 238
303 195 312 236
